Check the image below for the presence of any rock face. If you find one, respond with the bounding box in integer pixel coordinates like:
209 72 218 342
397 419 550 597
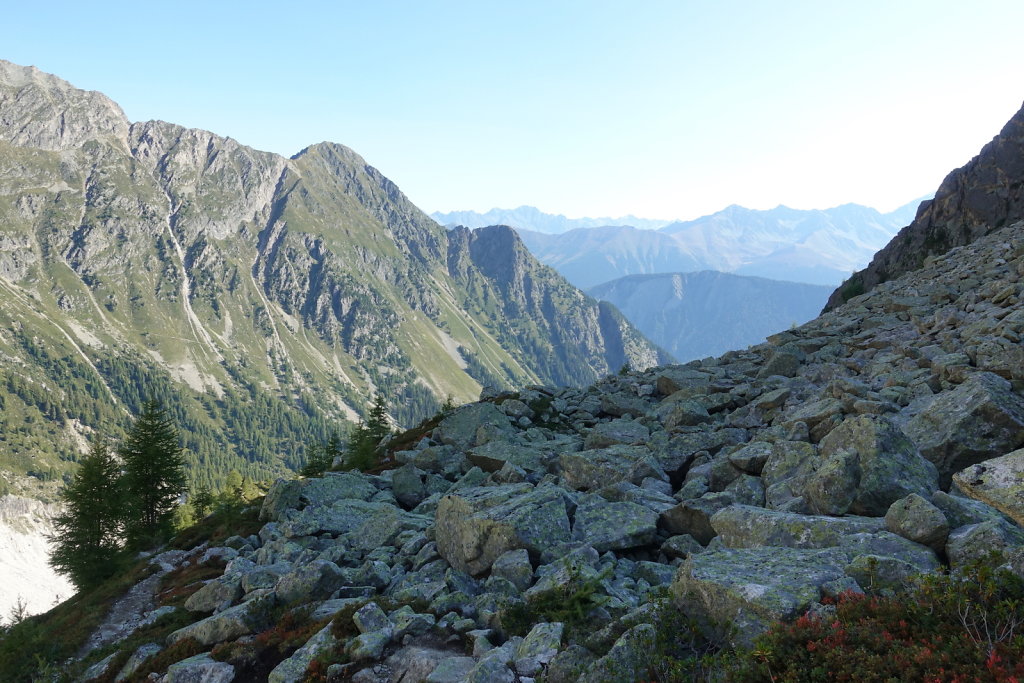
827 99 1024 309
0 58 666 508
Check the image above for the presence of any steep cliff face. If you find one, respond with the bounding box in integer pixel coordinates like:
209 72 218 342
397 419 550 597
0 60 662 501
827 100 1024 309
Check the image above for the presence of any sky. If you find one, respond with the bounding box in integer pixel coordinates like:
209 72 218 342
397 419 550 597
5 1 1024 221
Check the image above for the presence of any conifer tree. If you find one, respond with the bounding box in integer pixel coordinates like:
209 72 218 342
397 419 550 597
301 432 342 477
191 483 214 518
48 437 124 590
120 400 187 550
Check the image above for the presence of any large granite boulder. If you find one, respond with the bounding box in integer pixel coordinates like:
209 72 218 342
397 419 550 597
433 403 513 450
884 494 950 549
952 448 1024 525
571 495 658 552
904 372 1024 486
435 484 573 575
671 546 851 646
559 445 665 491
817 416 939 516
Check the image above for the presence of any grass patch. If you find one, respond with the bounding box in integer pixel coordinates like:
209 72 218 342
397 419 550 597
209 604 330 680
168 499 263 551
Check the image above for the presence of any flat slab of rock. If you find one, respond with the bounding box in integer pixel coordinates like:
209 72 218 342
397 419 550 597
952 448 1024 525
904 372 1024 486
709 504 938 571
571 495 657 552
671 546 850 646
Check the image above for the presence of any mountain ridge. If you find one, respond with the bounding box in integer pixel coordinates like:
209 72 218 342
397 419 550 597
503 201 922 289
0 58 666 500
827 99 1024 308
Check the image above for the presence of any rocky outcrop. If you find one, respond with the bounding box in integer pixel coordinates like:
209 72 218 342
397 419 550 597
827 99 1024 309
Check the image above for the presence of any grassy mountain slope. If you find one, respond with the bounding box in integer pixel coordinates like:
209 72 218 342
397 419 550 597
0 60 664 500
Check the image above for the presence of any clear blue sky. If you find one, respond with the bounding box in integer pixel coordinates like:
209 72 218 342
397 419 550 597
6 1 1024 220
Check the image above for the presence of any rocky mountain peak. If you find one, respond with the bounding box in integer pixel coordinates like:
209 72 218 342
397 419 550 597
0 59 130 151
827 99 1024 309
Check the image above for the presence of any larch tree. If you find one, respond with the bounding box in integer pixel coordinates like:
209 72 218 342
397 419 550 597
120 400 187 550
48 437 124 590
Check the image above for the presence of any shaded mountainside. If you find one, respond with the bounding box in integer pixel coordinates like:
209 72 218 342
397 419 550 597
19 219 1024 683
0 60 663 501
588 271 832 362
827 100 1024 309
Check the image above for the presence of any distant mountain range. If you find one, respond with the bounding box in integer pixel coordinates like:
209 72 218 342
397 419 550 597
431 206 672 234
588 272 833 362
441 201 925 288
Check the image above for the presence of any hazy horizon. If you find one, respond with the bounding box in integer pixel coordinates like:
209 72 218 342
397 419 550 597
5 1 1022 221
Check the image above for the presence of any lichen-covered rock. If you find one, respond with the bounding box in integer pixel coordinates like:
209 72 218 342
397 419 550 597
514 621 564 676
583 418 650 448
274 560 346 604
817 415 939 516
435 484 572 575
659 494 734 545
167 598 270 646
661 534 704 560
885 494 949 549
434 403 512 450
579 623 655 682
391 464 426 509
946 518 1024 568
468 440 548 474
184 575 242 613
904 372 1024 486
268 623 337 683
672 546 850 646
952 448 1024 525
844 554 928 593
711 504 885 550
559 445 665 490
491 549 534 592
423 655 477 682
931 490 1007 529
164 654 235 683
709 505 939 572
345 630 391 662
113 643 162 682
571 495 657 552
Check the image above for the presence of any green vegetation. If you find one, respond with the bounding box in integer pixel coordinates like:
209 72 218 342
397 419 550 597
644 558 1024 681
838 272 865 302
120 401 188 550
48 438 124 590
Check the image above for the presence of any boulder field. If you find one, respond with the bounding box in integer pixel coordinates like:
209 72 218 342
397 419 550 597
83 223 1024 681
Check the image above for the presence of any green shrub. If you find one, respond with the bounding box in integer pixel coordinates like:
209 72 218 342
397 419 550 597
725 559 1024 682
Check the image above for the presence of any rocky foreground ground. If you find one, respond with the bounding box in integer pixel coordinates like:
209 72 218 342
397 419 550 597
82 223 1024 681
